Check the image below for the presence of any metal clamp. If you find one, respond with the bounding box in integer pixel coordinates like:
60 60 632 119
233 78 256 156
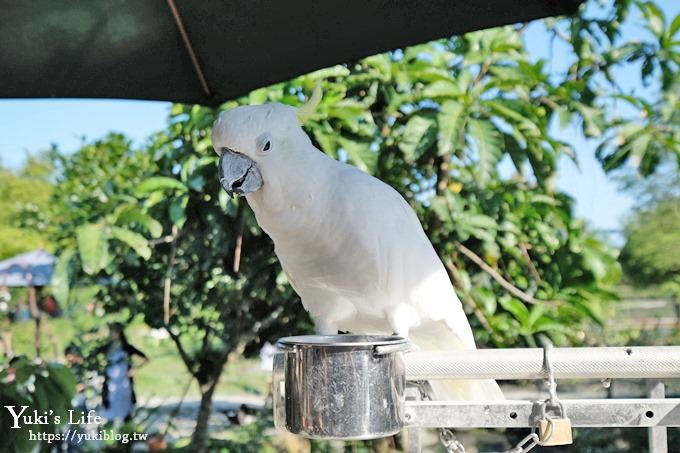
543 340 558 406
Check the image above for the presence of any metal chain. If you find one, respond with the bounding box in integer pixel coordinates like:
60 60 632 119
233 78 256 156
439 427 467 453
414 349 565 453
502 403 555 453
504 340 562 453
414 382 466 453
505 432 541 453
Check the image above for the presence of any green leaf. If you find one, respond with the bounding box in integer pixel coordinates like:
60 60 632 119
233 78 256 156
485 100 540 135
639 1 665 36
47 364 77 401
76 224 110 275
135 177 188 196
556 106 572 128
329 100 375 134
456 267 472 293
399 115 437 162
462 213 498 231
170 104 184 116
116 207 163 238
422 80 462 98
499 298 529 327
570 300 604 326
527 304 547 330
52 248 75 306
489 65 525 82
362 55 391 80
530 194 559 206
313 130 338 158
430 196 452 224
531 316 566 333
574 103 605 137
437 100 465 155
33 376 50 412
71 284 104 306
170 196 189 228
669 14 680 39
248 87 268 105
338 137 378 174
467 118 503 186
630 132 652 167
473 286 497 315
111 227 152 260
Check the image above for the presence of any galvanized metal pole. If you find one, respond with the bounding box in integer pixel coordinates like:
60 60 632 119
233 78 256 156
648 382 668 453
404 346 680 380
403 399 680 428
404 386 423 453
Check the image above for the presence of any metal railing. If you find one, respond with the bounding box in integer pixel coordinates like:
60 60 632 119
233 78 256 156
404 346 680 380
403 345 680 453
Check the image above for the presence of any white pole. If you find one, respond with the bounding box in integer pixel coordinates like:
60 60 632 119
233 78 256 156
404 346 680 380
648 382 668 453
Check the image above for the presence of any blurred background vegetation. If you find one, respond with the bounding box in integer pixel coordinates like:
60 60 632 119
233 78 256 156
1 0 679 451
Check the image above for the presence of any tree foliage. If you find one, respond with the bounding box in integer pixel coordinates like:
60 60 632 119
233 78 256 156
0 155 54 260
619 165 680 288
0 357 76 452
27 0 679 450
50 0 680 359
47 131 310 451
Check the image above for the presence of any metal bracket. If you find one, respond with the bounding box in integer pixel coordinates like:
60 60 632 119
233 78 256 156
402 398 680 428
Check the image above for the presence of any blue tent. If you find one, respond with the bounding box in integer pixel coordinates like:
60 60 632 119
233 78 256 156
0 249 55 287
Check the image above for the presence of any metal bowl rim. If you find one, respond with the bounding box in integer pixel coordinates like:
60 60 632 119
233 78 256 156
290 429 403 440
277 334 409 348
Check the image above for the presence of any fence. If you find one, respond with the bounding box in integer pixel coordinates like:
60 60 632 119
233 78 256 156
404 345 680 452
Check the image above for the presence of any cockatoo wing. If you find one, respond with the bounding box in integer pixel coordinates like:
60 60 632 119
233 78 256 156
333 163 475 343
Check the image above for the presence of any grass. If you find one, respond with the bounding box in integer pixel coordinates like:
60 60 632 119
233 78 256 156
5 316 270 400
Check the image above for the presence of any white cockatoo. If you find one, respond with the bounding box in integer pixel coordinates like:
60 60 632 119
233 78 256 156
212 85 503 400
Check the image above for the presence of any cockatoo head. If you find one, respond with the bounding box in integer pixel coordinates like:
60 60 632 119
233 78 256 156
212 84 322 198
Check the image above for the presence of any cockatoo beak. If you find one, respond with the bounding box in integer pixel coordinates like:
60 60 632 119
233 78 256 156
218 148 263 198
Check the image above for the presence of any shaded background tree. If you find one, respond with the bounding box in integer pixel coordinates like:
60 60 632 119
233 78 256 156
47 132 312 452
619 162 680 327
0 155 53 260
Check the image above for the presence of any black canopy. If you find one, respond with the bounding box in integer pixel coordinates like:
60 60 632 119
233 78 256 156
1 0 582 106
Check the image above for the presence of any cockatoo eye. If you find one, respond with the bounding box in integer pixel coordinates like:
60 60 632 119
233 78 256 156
256 134 272 154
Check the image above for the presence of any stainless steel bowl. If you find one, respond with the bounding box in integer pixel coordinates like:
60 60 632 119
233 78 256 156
273 334 410 439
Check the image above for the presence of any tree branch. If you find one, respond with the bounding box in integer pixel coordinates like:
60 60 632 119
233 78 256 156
538 96 561 111
233 203 245 273
519 242 542 284
436 153 452 195
473 60 491 86
552 28 571 44
226 305 285 364
163 225 180 325
455 242 560 306
443 257 503 344
200 326 211 356
166 326 195 375
149 235 175 246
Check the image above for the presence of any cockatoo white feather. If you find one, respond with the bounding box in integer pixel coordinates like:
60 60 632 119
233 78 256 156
213 99 503 400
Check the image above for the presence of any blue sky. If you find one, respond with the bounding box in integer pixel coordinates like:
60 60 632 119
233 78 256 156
1 1 677 234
